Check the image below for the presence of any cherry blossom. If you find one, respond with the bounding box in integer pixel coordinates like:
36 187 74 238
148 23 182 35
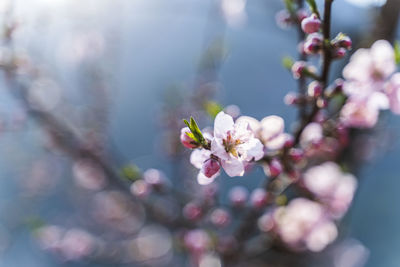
303 162 357 218
211 111 264 177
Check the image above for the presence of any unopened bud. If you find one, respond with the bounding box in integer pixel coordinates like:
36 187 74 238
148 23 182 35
301 14 321 34
183 202 202 221
289 148 304 162
308 81 323 97
210 208 231 227
130 180 151 199
180 127 198 149
265 158 283 177
228 186 249 207
250 188 269 209
201 158 220 178
291 61 306 79
333 47 347 59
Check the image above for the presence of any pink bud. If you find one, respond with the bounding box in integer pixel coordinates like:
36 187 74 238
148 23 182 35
250 188 269 209
283 134 295 148
333 47 347 59
130 180 151 199
143 168 169 191
291 61 307 79
183 202 202 221
304 41 320 55
301 14 321 34
334 35 352 49
266 158 283 177
275 9 293 29
284 92 300 105
228 186 249 207
201 158 220 178
333 78 344 93
184 230 210 252
180 127 198 149
296 8 309 22
316 97 328 108
308 81 323 97
210 208 231 227
303 33 323 54
289 148 304 162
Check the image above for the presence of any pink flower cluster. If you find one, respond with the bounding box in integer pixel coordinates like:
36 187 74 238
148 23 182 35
341 40 400 128
258 162 356 252
183 111 290 184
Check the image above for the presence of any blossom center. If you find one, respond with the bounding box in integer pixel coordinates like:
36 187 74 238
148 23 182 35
222 131 243 157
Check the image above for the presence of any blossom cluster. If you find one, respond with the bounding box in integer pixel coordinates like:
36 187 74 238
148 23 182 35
183 111 291 184
341 40 400 128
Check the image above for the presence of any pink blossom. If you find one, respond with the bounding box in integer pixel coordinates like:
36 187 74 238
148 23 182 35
303 162 357 218
211 111 264 177
343 40 395 86
237 115 288 150
273 198 337 251
340 98 380 128
386 73 400 114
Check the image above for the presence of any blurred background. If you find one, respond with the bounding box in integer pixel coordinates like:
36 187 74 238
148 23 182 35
0 0 399 266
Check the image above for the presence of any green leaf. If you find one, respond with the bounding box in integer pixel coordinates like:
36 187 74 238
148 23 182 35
395 41 400 65
282 56 294 70
183 116 208 147
121 164 141 181
306 0 320 17
284 0 295 14
204 101 223 119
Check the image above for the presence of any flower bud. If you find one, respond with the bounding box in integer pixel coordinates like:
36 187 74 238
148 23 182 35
283 134 294 148
250 188 269 209
284 92 300 105
180 127 198 149
291 61 306 79
296 8 309 22
333 35 352 50
183 202 203 221
275 9 293 29
303 33 323 54
316 97 328 108
210 208 231 227
301 14 321 34
333 47 347 59
130 180 151 199
308 81 323 97
228 186 249 207
264 158 283 177
289 148 304 163
143 168 169 191
201 158 220 178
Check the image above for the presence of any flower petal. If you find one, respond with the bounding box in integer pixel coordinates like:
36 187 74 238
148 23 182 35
239 138 264 161
221 157 245 177
260 115 284 143
197 171 217 185
214 111 234 139
190 149 211 169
